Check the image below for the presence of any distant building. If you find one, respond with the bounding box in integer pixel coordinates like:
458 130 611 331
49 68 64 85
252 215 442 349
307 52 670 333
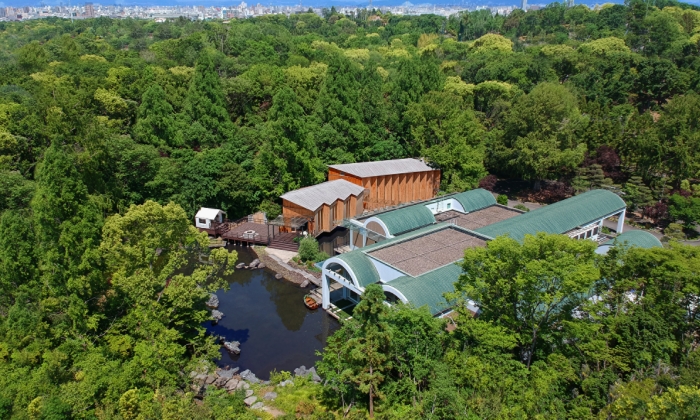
567 0 575 7
85 2 94 17
521 0 527 10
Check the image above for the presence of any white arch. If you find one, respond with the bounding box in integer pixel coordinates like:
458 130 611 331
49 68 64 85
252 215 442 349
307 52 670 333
363 216 393 238
381 285 409 304
322 257 363 291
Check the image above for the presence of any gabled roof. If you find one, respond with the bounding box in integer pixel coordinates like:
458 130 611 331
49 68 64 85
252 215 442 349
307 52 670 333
329 158 434 178
195 207 225 220
388 263 462 315
452 189 497 213
373 204 436 236
281 179 365 212
476 189 626 242
605 230 662 249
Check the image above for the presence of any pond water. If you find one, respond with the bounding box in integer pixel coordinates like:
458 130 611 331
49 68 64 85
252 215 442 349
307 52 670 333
205 246 339 380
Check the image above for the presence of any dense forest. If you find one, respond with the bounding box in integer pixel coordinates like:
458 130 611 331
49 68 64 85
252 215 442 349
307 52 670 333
1 0 700 418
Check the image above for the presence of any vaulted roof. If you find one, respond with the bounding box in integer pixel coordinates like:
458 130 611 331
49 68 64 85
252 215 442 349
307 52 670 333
476 189 626 242
452 188 497 213
329 158 434 178
373 205 436 236
605 230 662 249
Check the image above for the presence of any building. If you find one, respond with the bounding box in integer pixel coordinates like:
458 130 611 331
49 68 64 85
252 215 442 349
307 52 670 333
328 158 440 211
279 179 366 235
522 0 528 10
195 207 227 235
85 2 94 17
319 189 655 318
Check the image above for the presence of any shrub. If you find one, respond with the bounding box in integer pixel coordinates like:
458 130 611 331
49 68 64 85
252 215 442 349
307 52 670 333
497 194 508 205
514 204 529 212
664 223 686 241
298 236 319 262
478 174 498 191
269 369 292 385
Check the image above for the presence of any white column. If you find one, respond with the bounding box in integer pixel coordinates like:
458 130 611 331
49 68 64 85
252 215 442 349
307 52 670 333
322 273 331 310
617 209 626 234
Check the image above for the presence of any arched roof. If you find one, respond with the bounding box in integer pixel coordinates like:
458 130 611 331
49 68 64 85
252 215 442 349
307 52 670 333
387 263 462 315
373 205 435 236
452 189 497 213
476 189 626 243
335 250 381 288
605 230 662 249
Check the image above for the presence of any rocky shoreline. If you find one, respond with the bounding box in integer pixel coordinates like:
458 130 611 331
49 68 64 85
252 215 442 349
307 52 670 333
190 365 322 413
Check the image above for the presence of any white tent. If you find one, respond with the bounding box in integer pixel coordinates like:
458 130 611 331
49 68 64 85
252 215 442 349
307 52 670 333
195 207 226 229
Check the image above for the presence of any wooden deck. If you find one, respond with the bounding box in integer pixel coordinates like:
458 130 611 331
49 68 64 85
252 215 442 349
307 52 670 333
221 222 279 246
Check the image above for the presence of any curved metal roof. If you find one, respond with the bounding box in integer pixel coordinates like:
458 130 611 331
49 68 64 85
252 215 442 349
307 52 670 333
388 263 462 315
605 230 662 249
476 189 626 243
452 189 497 213
373 205 436 236
336 250 381 288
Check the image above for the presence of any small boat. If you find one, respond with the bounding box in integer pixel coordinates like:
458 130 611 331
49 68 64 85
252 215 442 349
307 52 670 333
304 294 320 310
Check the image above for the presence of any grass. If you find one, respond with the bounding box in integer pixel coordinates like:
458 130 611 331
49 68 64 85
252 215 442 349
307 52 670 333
267 376 326 416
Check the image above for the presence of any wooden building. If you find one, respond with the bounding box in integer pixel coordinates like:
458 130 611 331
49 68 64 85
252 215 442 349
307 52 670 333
328 158 440 211
280 180 366 235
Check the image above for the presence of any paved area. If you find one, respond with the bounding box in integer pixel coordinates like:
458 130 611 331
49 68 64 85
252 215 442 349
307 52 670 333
264 247 298 263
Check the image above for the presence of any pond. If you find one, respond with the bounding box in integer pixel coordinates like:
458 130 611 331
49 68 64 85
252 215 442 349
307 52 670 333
205 246 339 380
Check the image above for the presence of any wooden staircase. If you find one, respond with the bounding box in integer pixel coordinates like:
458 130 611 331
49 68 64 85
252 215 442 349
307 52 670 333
268 232 301 252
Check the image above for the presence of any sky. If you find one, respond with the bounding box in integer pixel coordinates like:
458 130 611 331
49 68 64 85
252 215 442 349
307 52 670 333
1 0 698 12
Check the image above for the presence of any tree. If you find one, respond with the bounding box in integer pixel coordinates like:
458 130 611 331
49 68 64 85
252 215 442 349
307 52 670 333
455 233 599 368
669 193 700 228
181 50 237 147
133 83 178 147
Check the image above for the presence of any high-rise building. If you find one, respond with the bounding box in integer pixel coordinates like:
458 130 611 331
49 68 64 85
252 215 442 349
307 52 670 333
85 2 94 17
521 0 527 10
567 0 574 7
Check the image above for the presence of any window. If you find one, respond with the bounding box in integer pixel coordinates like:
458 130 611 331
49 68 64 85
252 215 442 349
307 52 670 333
348 290 359 302
593 226 599 235
586 230 592 238
198 218 207 225
446 202 451 209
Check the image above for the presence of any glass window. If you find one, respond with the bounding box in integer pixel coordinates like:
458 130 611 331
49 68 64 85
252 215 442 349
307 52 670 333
593 226 599 235
586 230 592 238
198 218 207 224
447 202 451 209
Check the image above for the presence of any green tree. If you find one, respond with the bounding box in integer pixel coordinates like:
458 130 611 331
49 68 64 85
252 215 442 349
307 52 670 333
133 83 178 147
455 233 599 368
669 193 700 228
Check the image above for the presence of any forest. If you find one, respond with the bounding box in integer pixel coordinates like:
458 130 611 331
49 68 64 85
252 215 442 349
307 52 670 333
0 0 700 418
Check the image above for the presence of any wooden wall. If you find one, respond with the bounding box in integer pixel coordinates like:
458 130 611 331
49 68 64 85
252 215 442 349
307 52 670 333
282 194 366 235
282 199 316 232
328 168 441 211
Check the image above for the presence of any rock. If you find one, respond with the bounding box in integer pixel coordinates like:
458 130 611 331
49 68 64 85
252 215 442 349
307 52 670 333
211 310 224 321
300 280 309 288
307 367 322 383
205 375 217 385
190 384 202 393
293 366 308 377
263 392 277 400
249 259 260 268
216 367 239 379
206 293 219 308
214 375 229 387
193 373 208 384
223 341 240 355
243 265 249 269
257 263 266 269
243 396 257 407
240 369 261 384
275 273 283 280
225 378 239 391
278 379 293 387
236 262 245 269
251 402 264 410
245 390 254 398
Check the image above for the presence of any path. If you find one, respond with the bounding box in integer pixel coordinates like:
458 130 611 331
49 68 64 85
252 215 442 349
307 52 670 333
259 248 321 287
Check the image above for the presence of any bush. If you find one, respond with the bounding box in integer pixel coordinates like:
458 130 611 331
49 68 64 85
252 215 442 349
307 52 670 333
479 174 498 191
497 194 508 205
664 223 686 241
298 236 320 262
270 369 292 385
514 204 529 212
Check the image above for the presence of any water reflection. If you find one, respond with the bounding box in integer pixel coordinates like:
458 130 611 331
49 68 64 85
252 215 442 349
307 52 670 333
205 247 339 379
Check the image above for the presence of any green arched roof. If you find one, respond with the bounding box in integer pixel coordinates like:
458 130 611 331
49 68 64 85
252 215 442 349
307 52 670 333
476 189 626 242
336 250 381 288
388 263 462 315
453 189 497 213
605 230 662 249
374 204 436 236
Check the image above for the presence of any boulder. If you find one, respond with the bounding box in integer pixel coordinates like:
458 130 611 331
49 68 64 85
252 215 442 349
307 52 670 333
257 262 266 269
243 396 257 407
204 375 217 385
263 392 277 401
206 293 219 308
225 378 239 391
211 310 224 321
251 402 264 410
300 280 309 288
240 369 261 384
216 367 239 379
223 341 240 355
214 375 229 387
190 384 202 393
245 390 254 398
307 366 322 383
193 373 208 384
278 379 293 387
293 366 308 377
249 259 260 268
275 273 283 280
236 262 245 269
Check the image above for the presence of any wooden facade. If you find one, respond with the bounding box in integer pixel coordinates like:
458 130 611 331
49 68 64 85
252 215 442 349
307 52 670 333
282 192 365 236
328 167 440 211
